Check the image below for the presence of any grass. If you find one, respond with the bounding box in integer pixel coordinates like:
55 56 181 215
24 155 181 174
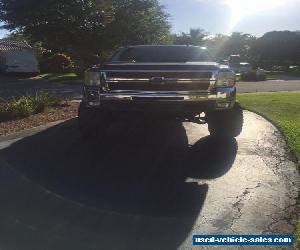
39 73 82 82
238 92 300 160
0 93 65 122
238 92 300 247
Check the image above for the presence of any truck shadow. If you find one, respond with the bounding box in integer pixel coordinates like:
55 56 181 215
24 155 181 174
0 118 237 249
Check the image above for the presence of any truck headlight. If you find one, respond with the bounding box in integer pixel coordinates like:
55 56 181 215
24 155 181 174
85 71 101 86
216 71 235 87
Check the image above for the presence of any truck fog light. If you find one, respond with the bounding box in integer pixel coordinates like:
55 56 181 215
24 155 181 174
88 101 100 106
216 102 230 108
86 89 100 106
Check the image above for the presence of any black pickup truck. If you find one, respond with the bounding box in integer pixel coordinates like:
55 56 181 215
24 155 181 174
79 45 243 139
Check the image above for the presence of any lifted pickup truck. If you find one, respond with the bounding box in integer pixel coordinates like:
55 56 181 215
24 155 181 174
79 45 243 139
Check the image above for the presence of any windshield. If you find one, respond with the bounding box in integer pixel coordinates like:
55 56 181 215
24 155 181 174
110 46 212 63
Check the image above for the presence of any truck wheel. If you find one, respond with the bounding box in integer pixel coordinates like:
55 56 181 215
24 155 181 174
207 102 243 138
78 102 110 140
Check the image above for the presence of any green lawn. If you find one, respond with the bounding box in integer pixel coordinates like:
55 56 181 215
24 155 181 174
39 73 82 82
238 92 300 160
238 92 300 247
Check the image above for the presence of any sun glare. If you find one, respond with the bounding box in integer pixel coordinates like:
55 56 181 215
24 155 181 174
225 0 289 30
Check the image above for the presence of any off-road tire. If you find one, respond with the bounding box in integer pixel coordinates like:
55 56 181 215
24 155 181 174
207 102 243 138
78 102 110 140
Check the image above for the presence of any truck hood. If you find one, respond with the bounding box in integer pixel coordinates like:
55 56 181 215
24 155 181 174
97 62 220 72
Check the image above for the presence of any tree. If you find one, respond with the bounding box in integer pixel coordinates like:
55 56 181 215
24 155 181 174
173 28 208 46
204 34 229 60
217 32 256 60
0 0 113 56
251 31 300 67
104 0 171 49
0 0 171 60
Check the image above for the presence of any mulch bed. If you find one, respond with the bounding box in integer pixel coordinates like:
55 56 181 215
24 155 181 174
0 102 79 136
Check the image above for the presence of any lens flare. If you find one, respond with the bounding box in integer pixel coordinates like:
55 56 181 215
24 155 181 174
225 0 289 30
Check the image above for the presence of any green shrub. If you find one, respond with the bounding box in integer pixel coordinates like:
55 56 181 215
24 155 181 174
29 93 60 113
0 93 63 122
0 97 33 121
240 70 266 81
41 53 74 73
0 102 13 121
257 73 267 81
10 97 34 118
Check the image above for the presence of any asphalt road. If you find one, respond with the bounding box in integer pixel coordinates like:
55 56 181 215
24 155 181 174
0 112 298 250
1 75 300 101
0 75 82 100
236 79 300 93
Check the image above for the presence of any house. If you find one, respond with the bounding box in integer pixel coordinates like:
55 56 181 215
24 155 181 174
0 39 39 74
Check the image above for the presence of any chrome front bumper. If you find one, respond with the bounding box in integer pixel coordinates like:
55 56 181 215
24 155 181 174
84 86 236 110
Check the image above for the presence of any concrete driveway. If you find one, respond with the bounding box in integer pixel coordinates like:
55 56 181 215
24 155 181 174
0 111 298 250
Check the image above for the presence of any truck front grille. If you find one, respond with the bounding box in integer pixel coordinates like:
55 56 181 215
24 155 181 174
104 71 214 92
107 81 211 91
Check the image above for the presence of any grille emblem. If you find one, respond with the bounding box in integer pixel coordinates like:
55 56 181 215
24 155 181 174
150 77 166 85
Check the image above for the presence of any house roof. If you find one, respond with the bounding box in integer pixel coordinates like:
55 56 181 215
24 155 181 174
0 39 33 52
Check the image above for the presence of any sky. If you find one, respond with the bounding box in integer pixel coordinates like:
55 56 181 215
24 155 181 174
161 0 300 36
1 0 300 38
0 27 8 39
